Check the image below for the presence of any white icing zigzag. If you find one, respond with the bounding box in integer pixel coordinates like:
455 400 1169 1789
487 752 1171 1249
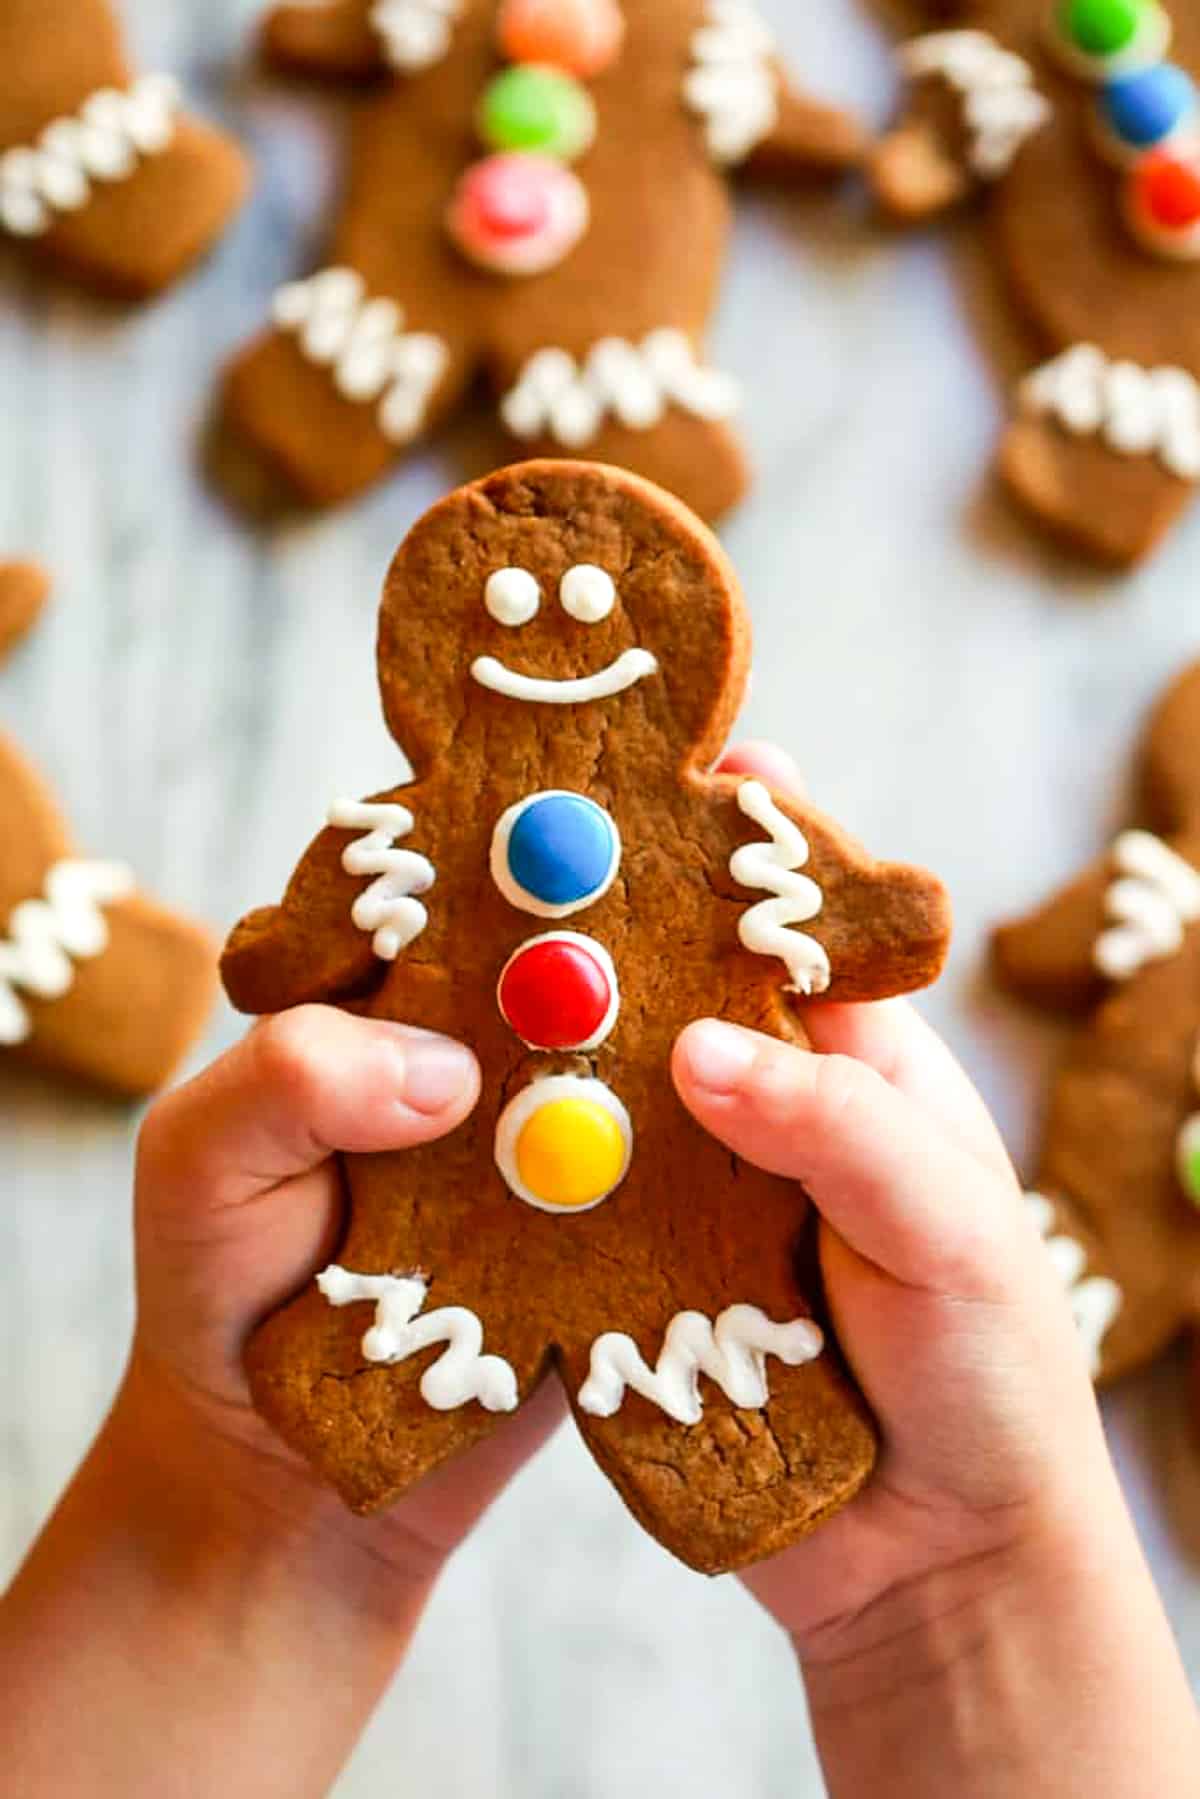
900 31 1050 179
1025 1193 1122 1376
273 268 450 445
0 859 135 1046
0 75 181 239
730 780 830 995
328 799 436 961
370 0 462 72
501 331 740 450
579 1305 824 1424
684 0 779 165
1094 830 1200 981
1020 344 1200 482
317 1267 518 1412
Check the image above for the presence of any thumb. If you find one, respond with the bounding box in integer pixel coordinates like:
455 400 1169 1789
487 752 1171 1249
672 1017 1021 1300
135 1008 480 1375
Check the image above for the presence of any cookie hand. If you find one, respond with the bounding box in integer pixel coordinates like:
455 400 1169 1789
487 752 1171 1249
260 0 386 78
744 71 865 178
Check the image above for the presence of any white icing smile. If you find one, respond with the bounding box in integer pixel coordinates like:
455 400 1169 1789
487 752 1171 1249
470 647 658 705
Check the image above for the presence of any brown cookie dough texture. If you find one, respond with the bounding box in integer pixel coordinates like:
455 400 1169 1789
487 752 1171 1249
993 657 1200 1403
221 459 952 1574
1 573 216 1097
869 0 1200 565
0 562 50 661
0 0 248 298
220 0 864 527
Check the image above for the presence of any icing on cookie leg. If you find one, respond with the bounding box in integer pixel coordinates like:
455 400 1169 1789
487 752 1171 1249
0 0 247 299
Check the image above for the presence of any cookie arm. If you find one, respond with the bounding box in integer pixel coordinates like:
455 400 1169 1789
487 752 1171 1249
0 563 50 666
222 795 433 1015
720 778 953 1004
867 73 976 222
259 2 387 80
991 861 1112 1013
742 71 865 179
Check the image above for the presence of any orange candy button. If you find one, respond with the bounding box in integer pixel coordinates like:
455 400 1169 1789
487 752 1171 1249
497 0 626 79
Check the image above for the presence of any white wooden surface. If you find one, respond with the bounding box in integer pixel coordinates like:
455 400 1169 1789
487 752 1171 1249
1 4 1197 1793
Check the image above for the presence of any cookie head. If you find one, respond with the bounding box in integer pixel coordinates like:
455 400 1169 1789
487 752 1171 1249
376 461 750 771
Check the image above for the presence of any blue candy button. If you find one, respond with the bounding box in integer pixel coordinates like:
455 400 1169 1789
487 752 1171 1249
492 791 620 918
1101 63 1195 149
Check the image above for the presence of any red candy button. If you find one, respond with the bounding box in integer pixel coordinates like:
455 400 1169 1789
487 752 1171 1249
498 931 618 1051
1134 147 1200 227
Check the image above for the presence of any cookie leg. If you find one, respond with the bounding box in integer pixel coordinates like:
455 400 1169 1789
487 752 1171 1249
999 406 1195 567
563 1315 875 1575
496 336 750 525
221 271 477 508
260 2 382 80
246 1277 548 1515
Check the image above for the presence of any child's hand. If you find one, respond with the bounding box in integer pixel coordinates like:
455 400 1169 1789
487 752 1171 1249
0 1009 565 1798
128 1006 566 1571
670 745 1200 1799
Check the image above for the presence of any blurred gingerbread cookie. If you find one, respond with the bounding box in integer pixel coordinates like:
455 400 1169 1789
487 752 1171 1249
870 0 1200 564
0 572 216 1096
0 561 50 661
221 459 952 1573
0 0 248 298
994 654 1200 1394
221 0 863 523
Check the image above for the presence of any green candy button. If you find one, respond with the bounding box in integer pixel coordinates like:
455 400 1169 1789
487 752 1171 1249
1176 1115 1200 1207
1060 0 1144 56
478 65 596 163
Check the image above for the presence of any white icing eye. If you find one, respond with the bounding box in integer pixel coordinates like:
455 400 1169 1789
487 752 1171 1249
485 567 541 627
560 564 616 624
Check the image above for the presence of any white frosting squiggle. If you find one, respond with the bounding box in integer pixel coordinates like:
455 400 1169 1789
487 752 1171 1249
731 781 829 995
1093 830 1200 981
370 0 462 72
317 1267 518 1411
900 31 1051 179
0 75 181 239
328 799 435 961
273 268 450 445
501 331 740 449
578 1304 824 1423
1019 344 1200 482
1025 1192 1122 1376
684 0 779 165
0 859 135 1046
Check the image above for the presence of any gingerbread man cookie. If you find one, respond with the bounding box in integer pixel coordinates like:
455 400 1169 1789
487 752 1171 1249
0 0 248 298
1 576 216 1097
221 459 952 1573
220 0 863 524
870 0 1200 564
994 656 1200 1400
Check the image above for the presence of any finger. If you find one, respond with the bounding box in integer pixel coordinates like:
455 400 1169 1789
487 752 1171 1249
716 740 806 801
673 1019 1015 1295
798 999 1016 1183
138 1006 480 1216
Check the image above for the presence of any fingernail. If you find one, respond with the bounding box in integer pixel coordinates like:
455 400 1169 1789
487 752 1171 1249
683 1019 758 1095
393 1032 478 1115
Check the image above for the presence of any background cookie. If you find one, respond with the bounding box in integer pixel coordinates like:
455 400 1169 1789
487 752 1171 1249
0 0 248 298
221 0 862 524
0 578 216 1097
869 0 1200 564
222 459 952 1574
993 655 1200 1393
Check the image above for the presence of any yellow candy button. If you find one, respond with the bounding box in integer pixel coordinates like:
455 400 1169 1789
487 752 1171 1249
495 1075 632 1213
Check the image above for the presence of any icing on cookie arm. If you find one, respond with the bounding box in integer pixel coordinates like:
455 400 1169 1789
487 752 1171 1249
721 779 952 1003
221 792 434 1015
